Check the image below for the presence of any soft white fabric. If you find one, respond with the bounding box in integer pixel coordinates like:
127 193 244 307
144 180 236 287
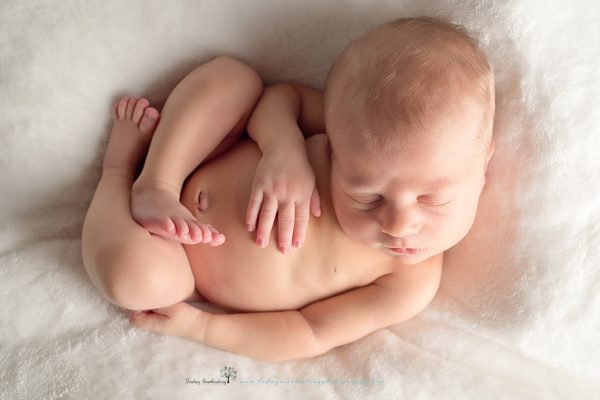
1 0 598 398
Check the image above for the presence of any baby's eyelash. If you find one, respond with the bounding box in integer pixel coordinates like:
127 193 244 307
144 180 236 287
354 200 379 207
350 196 381 209
420 200 452 207
353 198 379 205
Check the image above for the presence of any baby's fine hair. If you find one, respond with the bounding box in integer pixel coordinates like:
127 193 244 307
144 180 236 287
323 16 495 156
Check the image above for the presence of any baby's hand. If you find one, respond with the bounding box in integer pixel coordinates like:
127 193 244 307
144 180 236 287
246 143 321 254
128 301 204 340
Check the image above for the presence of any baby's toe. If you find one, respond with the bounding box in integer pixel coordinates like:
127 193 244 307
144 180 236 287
132 98 150 124
112 102 119 120
139 108 160 134
171 217 190 239
210 234 225 246
197 223 213 243
116 97 130 119
125 97 139 120
188 222 203 241
160 217 176 235
205 224 225 246
144 217 176 237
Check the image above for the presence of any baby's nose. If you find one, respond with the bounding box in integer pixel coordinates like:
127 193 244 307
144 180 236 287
379 208 421 238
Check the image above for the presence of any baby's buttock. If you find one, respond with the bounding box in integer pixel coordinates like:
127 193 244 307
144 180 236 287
179 139 349 312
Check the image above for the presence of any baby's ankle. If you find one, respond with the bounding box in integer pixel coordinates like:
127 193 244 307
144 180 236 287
132 178 181 197
102 166 136 181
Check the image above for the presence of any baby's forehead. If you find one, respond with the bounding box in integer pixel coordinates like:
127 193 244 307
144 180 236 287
338 121 476 155
330 99 485 160
333 130 480 186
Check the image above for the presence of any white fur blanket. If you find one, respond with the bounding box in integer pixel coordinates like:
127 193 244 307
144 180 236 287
1 0 598 398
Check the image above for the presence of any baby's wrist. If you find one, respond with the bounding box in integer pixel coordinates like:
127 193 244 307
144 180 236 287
262 135 306 156
187 310 212 343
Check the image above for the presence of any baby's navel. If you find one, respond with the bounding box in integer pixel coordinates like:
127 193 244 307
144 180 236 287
196 190 209 213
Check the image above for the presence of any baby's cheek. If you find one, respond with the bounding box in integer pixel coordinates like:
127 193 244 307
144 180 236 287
446 204 478 244
348 213 377 241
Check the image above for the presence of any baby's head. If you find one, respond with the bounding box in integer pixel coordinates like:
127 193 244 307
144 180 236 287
323 17 495 264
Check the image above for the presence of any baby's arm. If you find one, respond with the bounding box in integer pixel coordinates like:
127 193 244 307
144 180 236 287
245 83 325 253
201 259 440 361
145 255 441 362
247 82 325 147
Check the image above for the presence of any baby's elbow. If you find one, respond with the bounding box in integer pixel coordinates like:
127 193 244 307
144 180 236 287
263 325 323 363
252 344 321 363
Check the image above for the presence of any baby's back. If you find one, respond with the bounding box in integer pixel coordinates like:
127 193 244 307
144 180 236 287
180 136 394 313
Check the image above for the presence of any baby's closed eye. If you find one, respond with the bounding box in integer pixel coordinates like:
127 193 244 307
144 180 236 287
348 194 382 210
417 196 453 207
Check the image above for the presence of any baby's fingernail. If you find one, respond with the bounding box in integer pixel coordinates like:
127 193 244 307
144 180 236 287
279 246 289 254
258 238 266 247
294 240 303 248
247 223 255 231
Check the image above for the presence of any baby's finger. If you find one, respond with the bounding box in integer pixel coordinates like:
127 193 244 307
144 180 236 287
245 190 264 232
292 201 310 248
310 187 321 217
256 196 278 248
277 201 295 254
129 310 166 333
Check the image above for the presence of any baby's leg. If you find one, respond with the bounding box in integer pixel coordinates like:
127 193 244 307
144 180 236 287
131 56 263 244
82 98 197 311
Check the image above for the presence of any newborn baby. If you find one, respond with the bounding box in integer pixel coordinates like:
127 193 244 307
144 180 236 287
81 17 495 362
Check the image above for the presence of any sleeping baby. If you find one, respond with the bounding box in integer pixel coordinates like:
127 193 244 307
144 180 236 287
81 16 495 362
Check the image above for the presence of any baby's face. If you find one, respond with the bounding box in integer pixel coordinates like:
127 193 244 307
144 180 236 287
328 111 493 264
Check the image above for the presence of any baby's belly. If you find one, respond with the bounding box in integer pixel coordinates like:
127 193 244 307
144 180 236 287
180 139 344 312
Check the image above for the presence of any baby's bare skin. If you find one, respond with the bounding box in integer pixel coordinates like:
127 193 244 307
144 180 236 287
84 94 442 362
179 135 405 312
82 57 446 362
84 16 496 361
129 59 257 246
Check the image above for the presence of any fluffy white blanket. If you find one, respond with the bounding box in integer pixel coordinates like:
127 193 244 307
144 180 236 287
1 0 598 398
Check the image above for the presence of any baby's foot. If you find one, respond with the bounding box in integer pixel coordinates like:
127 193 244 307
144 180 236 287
131 180 224 246
105 97 224 246
116 102 224 246
102 96 160 180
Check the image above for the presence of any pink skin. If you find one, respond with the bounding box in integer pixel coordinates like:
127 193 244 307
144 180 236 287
103 96 161 178
328 109 494 265
112 96 225 246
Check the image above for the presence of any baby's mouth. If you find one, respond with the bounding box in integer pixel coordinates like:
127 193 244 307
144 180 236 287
386 247 427 255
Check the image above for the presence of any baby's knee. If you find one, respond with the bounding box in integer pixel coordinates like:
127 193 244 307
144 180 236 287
96 246 194 311
207 56 263 96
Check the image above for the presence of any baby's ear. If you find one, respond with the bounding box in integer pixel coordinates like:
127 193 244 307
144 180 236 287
484 140 495 173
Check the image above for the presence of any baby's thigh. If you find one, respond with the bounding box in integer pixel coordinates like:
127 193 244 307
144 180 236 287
101 221 196 310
